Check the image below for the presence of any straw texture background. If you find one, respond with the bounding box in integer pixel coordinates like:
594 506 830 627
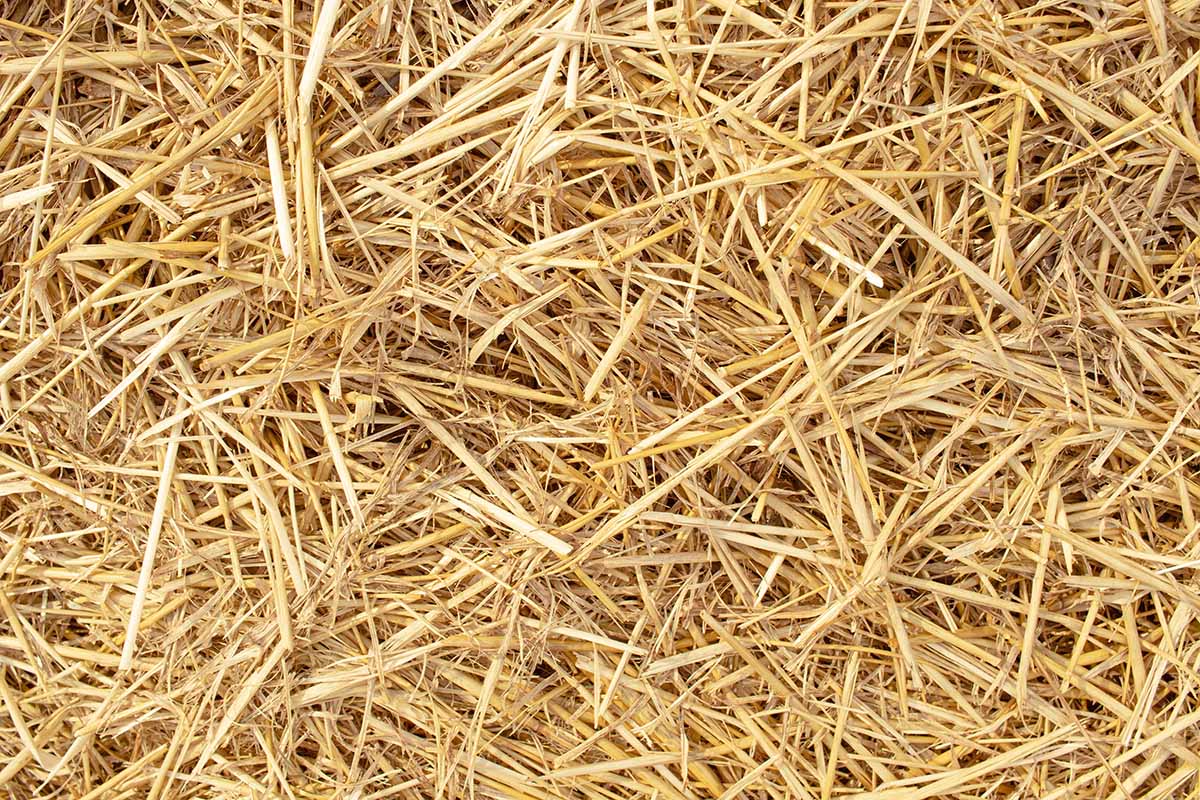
1 0 1199 797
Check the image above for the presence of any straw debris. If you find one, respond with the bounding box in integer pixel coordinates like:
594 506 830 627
1 0 1200 797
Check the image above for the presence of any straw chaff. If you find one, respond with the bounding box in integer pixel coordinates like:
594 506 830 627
1 0 1199 797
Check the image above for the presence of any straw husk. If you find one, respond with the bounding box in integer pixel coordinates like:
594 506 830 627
1 0 1199 798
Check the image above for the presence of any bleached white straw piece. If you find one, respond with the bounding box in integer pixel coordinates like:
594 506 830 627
298 0 342 110
803 232 884 287
265 120 295 260
0 184 54 211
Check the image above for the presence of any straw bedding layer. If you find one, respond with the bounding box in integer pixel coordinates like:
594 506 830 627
1 0 1199 797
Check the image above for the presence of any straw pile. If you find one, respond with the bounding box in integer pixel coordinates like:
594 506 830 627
1 0 1199 797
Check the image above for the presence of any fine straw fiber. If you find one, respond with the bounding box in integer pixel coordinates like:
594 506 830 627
1 0 1200 798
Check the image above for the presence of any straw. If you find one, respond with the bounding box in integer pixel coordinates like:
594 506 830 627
1 0 1199 797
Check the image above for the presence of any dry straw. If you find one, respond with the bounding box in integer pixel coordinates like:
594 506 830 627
0 0 1199 797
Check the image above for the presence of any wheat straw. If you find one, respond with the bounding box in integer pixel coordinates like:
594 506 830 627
1 0 1199 798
